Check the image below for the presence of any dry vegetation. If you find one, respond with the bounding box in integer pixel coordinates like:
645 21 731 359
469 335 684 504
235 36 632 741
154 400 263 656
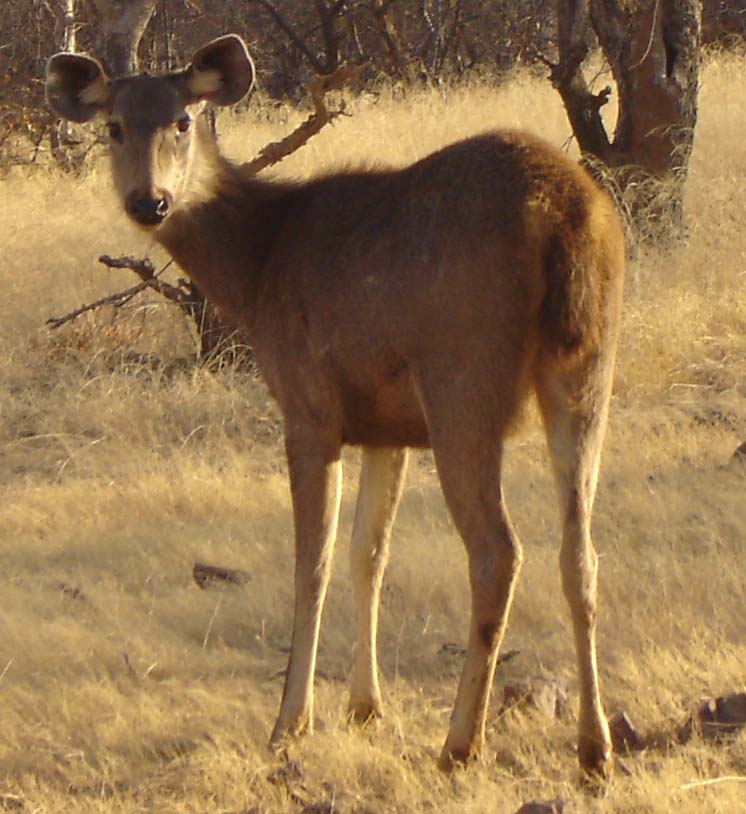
1 52 745 814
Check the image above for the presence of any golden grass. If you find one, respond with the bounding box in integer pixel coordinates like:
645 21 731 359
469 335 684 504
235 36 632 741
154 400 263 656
0 53 745 813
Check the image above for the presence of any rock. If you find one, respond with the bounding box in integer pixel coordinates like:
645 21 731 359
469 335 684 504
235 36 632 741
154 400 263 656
515 799 571 814
609 710 644 752
732 442 746 464
498 648 522 666
679 693 746 742
56 582 86 601
266 759 303 786
437 644 521 665
437 642 466 657
714 693 746 727
502 677 569 720
192 561 251 589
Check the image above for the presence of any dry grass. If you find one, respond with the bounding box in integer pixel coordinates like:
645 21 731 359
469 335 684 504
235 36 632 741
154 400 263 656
1 52 745 814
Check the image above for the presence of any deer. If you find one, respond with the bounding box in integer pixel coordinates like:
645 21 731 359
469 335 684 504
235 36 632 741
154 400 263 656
46 34 625 776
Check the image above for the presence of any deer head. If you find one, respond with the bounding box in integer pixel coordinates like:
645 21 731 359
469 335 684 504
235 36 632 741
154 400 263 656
46 35 255 228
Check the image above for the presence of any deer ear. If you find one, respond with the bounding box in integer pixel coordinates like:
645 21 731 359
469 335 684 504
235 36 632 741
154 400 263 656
183 35 255 106
46 53 110 123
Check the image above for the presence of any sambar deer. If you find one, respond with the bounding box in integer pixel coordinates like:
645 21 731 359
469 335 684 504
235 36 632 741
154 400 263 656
46 35 624 775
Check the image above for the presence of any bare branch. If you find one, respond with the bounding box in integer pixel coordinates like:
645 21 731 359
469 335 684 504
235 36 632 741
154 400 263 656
440 0 464 74
98 254 156 281
46 278 155 329
45 255 186 330
243 64 360 175
97 255 230 350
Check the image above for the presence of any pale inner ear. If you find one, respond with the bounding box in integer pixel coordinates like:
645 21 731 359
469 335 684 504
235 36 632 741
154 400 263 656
187 68 223 98
79 73 110 107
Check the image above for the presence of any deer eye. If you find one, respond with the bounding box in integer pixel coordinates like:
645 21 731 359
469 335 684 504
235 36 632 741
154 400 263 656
176 115 191 134
106 121 123 143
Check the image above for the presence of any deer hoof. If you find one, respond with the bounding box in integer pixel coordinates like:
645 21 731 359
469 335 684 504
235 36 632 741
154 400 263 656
347 699 384 725
578 734 613 782
269 715 311 751
437 743 476 773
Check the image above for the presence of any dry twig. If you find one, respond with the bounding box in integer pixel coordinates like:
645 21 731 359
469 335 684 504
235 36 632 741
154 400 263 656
678 776 746 792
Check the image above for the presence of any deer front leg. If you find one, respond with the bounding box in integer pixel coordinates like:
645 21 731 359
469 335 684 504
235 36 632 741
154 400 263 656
270 437 343 747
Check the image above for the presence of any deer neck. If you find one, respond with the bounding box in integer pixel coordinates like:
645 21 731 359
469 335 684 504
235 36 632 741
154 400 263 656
156 146 286 333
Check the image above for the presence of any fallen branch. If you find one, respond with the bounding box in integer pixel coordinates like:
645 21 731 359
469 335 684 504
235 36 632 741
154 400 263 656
46 279 152 329
46 255 175 330
47 255 249 364
98 254 194 312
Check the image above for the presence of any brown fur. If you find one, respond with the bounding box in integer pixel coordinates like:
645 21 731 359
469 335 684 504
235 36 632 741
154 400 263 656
46 36 625 775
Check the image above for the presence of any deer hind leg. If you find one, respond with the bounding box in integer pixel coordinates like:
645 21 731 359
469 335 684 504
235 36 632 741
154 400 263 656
535 354 616 777
418 383 522 771
348 446 408 723
437 450 521 771
270 437 343 748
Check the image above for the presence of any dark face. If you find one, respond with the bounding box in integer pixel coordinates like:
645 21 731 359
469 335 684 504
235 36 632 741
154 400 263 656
104 77 206 229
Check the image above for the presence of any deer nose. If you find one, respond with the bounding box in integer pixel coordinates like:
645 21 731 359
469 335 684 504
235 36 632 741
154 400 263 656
125 192 171 226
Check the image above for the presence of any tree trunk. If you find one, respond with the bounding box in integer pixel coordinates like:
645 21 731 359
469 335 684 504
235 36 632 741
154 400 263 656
370 0 407 76
89 0 157 75
56 0 78 145
62 0 77 51
553 0 702 240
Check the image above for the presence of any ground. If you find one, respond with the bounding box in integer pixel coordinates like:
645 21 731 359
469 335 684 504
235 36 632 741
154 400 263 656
0 52 745 813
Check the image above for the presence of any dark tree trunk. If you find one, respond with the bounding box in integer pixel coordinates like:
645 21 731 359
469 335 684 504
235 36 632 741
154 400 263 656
553 0 702 240
369 0 407 76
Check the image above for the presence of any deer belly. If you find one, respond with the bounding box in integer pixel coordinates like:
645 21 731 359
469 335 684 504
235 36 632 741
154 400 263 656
339 370 429 448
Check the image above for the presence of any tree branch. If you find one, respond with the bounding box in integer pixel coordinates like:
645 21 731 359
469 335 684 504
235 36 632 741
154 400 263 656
242 63 360 175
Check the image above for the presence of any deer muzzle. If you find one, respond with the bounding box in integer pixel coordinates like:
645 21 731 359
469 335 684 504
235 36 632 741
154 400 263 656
125 191 173 228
